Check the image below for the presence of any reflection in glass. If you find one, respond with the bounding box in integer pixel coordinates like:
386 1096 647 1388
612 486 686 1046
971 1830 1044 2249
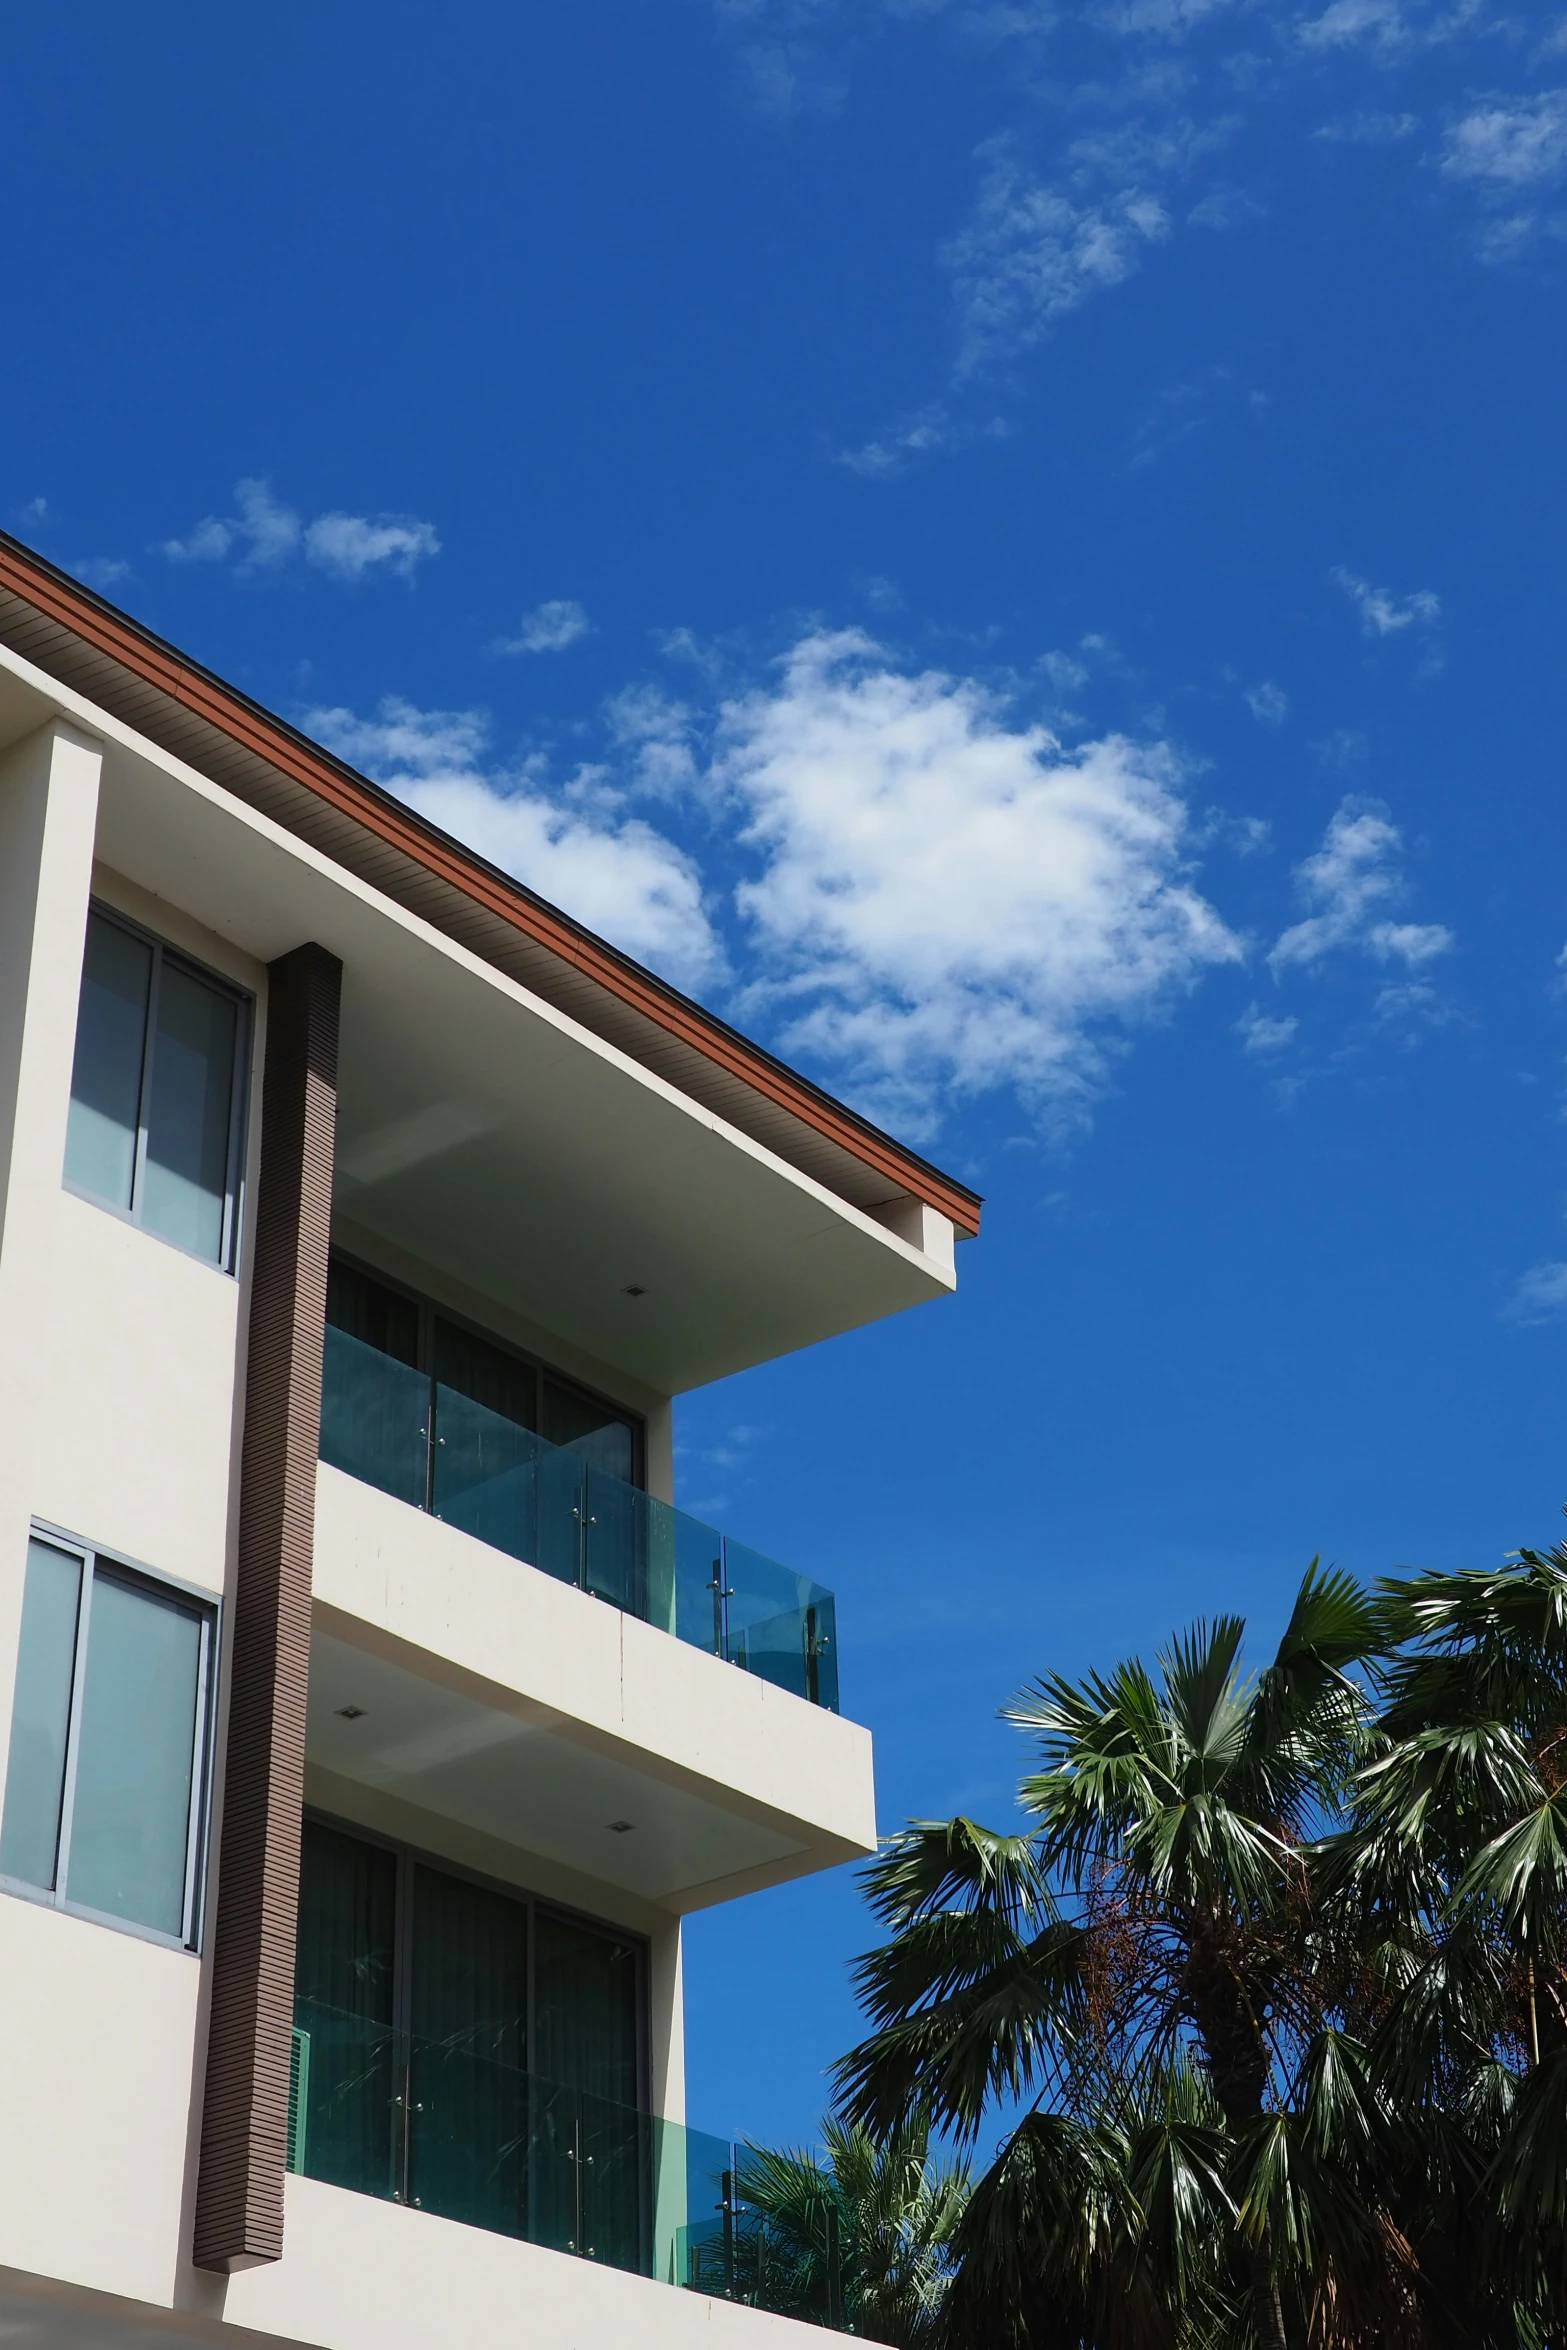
63 913 151 1210
141 961 238 1261
0 1540 82 1890
67 1573 203 1937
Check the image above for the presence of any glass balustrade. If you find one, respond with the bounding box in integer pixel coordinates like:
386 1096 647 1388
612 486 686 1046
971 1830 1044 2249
319 1325 839 1711
287 1999 847 2326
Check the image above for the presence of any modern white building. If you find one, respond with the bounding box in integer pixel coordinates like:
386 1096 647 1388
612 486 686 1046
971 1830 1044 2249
0 533 979 2350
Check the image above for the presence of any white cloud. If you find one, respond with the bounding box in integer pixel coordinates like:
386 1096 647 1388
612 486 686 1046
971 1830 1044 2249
604 684 700 795
1236 1002 1300 1054
1444 92 1567 184
1246 680 1290 723
1505 1260 1567 1325
495 599 593 654
304 698 721 993
1332 566 1441 636
304 512 441 581
1269 797 1453 974
712 629 1241 1132
160 478 439 583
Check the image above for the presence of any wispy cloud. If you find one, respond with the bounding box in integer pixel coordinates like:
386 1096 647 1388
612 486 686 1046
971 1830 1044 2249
1332 566 1441 637
494 598 593 654
1236 1001 1300 1054
160 478 439 583
72 556 132 592
1504 1259 1567 1325
1444 91 1567 184
1314 109 1420 141
304 697 721 993
1246 680 1289 723
1269 797 1453 975
713 629 1241 1134
943 125 1237 382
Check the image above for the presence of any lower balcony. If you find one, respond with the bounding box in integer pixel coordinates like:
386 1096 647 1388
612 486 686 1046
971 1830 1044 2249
286 2000 847 2329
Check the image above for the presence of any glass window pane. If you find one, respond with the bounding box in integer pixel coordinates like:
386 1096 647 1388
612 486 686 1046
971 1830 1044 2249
327 1259 421 1367
434 1319 536 1428
408 1865 529 2235
67 1572 203 1937
540 1379 637 1484
63 914 151 1210
141 961 238 1262
0 1540 83 1890
533 1910 640 2107
293 1822 400 2197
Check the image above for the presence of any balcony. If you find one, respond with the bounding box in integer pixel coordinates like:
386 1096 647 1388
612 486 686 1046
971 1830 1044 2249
319 1324 839 1711
287 1999 847 2328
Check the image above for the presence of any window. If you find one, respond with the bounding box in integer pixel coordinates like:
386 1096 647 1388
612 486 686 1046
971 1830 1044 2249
290 1818 647 2257
63 904 249 1271
0 1532 216 1948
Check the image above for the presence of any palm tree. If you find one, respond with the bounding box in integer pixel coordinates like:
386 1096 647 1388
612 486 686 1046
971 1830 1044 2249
734 2111 970 2343
833 1566 1411 2348
1335 1535 1567 2341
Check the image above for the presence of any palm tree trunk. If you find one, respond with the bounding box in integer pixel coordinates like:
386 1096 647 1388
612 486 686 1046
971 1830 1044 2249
1248 2231 1289 2350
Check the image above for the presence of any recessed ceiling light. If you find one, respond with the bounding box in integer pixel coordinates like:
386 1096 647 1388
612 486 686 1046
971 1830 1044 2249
622 1284 647 1298
607 1819 635 1834
336 1704 367 1721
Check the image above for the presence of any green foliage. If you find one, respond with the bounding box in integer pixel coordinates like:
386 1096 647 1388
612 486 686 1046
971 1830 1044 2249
735 2112 970 2344
823 1536 1567 2346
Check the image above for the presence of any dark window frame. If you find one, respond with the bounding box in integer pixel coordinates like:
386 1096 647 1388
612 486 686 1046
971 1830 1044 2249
0 1521 219 1954
63 899 253 1276
326 1246 646 1494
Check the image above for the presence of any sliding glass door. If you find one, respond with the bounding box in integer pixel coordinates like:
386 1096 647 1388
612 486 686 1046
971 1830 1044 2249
292 1820 649 2263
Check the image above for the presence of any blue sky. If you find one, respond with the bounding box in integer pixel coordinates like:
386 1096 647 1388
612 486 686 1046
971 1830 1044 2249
8 0 1567 2150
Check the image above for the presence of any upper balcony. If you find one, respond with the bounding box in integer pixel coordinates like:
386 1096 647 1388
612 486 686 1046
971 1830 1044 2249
308 1286 875 1912
321 1319 838 1711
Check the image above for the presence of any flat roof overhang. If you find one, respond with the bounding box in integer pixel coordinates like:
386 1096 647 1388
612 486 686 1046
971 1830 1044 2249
0 536 982 1242
0 651 956 1394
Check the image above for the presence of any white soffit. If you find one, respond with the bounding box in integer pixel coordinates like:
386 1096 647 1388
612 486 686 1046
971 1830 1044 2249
307 1632 816 1910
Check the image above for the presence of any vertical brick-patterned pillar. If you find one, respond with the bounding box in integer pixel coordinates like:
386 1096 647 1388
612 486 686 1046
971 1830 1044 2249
194 943 342 2273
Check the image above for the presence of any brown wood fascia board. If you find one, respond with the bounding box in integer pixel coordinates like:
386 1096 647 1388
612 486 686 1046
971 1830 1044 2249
0 537 982 1237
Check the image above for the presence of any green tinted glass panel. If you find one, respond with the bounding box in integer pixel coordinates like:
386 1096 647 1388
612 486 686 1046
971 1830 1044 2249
533 1910 640 2108
294 1823 399 2196
432 1384 541 1560
0 1539 83 1890
67 1571 203 1936
320 1325 429 1507
63 913 151 1210
408 1865 529 2234
141 960 238 1261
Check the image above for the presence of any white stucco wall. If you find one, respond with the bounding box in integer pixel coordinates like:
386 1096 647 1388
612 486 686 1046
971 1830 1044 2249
0 1897 200 2304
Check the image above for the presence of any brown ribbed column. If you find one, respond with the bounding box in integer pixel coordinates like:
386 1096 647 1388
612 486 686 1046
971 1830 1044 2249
194 944 342 2273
